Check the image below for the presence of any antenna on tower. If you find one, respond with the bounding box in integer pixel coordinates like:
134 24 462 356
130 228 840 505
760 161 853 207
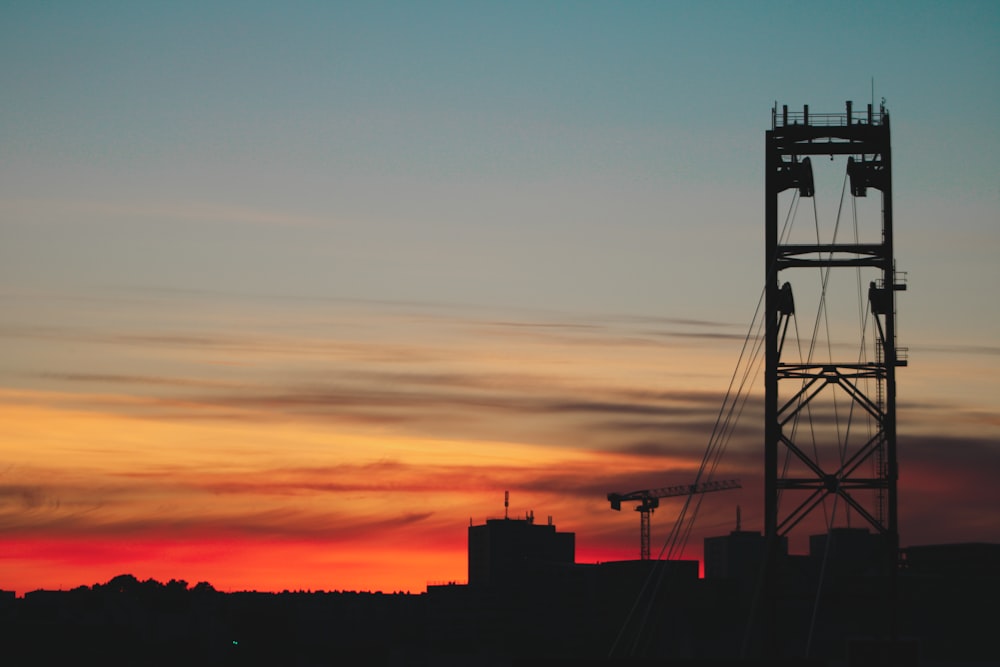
504 490 509 519
736 505 742 532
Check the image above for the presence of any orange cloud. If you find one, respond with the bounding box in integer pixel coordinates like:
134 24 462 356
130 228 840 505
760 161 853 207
2 301 997 596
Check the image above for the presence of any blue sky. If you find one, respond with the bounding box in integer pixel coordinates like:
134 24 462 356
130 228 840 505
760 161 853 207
1 1 998 592
3 2 997 317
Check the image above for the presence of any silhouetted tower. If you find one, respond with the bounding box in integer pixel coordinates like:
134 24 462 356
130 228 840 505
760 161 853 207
763 101 905 637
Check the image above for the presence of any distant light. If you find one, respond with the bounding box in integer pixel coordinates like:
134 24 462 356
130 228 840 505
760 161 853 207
232 640 239 646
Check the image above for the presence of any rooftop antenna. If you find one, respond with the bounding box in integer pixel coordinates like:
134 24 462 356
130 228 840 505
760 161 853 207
736 505 742 532
504 490 509 519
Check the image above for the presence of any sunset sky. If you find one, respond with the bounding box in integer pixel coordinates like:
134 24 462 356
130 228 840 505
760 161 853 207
2 2 998 595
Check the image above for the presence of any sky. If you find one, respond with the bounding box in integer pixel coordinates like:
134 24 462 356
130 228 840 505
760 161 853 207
1 1 998 595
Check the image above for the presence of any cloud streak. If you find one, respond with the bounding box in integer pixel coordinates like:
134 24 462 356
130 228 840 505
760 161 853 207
2 296 998 594
1 197 330 228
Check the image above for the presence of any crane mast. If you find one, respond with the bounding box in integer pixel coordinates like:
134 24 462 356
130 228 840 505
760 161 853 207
608 479 741 560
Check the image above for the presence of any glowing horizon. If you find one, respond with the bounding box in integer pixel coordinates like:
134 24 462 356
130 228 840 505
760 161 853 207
2 296 997 596
2 2 998 596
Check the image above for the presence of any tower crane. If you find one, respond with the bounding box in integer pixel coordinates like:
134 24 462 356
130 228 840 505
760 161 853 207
608 479 742 560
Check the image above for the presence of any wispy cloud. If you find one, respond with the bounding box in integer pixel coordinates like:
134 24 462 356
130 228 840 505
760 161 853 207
1 197 330 228
39 373 236 390
915 343 1000 356
3 295 998 594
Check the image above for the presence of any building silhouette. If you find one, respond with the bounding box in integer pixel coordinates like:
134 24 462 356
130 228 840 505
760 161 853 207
468 512 575 587
1 516 998 664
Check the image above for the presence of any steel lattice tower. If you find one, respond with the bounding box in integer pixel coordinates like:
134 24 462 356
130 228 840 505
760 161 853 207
764 102 905 571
